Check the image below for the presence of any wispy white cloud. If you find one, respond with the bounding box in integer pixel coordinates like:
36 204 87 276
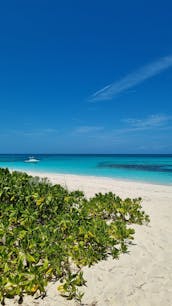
90 55 172 101
121 114 172 131
73 115 171 139
74 126 104 134
85 114 172 143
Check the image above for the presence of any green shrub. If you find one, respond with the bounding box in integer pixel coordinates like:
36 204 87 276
0 168 150 304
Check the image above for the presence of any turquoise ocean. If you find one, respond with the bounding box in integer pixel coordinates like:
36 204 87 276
0 154 172 185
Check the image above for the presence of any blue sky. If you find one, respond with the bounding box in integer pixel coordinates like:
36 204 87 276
0 0 172 153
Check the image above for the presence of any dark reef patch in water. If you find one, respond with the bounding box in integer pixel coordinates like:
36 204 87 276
97 162 172 173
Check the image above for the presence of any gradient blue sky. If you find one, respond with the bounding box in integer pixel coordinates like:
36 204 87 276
0 0 172 153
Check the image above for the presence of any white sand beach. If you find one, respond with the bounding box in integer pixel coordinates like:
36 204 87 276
6 171 172 306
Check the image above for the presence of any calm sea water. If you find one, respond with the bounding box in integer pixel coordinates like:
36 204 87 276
0 154 172 185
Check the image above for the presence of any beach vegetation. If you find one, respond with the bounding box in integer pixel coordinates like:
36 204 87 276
0 168 150 304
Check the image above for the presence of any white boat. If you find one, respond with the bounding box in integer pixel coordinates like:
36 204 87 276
24 156 39 163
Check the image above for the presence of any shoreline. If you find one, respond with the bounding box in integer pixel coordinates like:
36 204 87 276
7 167 172 188
5 168 172 306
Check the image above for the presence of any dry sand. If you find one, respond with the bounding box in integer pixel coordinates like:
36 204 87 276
6 171 172 306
